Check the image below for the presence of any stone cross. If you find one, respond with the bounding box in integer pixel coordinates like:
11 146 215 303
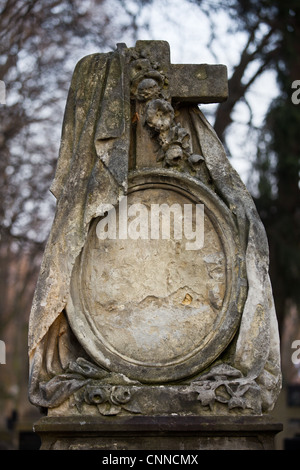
133 40 228 103
131 40 228 169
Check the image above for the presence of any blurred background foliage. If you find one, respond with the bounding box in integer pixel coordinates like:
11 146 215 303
0 0 299 444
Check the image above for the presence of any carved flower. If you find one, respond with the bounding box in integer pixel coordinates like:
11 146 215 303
145 99 174 132
84 385 107 405
165 144 183 166
136 78 160 101
110 386 131 405
130 56 165 99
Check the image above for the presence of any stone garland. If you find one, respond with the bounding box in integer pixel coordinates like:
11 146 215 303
65 358 262 416
129 50 205 173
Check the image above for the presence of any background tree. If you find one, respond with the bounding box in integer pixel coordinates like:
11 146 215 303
189 0 300 336
253 2 300 336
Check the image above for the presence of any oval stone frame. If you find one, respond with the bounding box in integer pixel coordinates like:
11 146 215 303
66 169 247 383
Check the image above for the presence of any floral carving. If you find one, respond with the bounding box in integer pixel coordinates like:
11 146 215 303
65 358 262 416
191 364 261 414
82 384 141 416
72 381 141 416
129 54 167 101
136 78 161 101
130 51 205 172
145 99 174 132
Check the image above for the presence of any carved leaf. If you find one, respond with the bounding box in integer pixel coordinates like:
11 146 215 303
97 403 121 416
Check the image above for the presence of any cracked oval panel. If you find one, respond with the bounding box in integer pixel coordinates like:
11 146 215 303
68 185 235 381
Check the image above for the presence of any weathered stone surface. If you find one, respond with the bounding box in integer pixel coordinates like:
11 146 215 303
67 176 245 383
170 64 228 103
28 40 281 438
34 415 283 450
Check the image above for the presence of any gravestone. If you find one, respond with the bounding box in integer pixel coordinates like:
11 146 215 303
29 41 282 450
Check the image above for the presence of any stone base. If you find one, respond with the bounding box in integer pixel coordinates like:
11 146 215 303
34 415 282 450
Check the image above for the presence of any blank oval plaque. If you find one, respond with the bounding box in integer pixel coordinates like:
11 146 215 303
67 172 246 382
